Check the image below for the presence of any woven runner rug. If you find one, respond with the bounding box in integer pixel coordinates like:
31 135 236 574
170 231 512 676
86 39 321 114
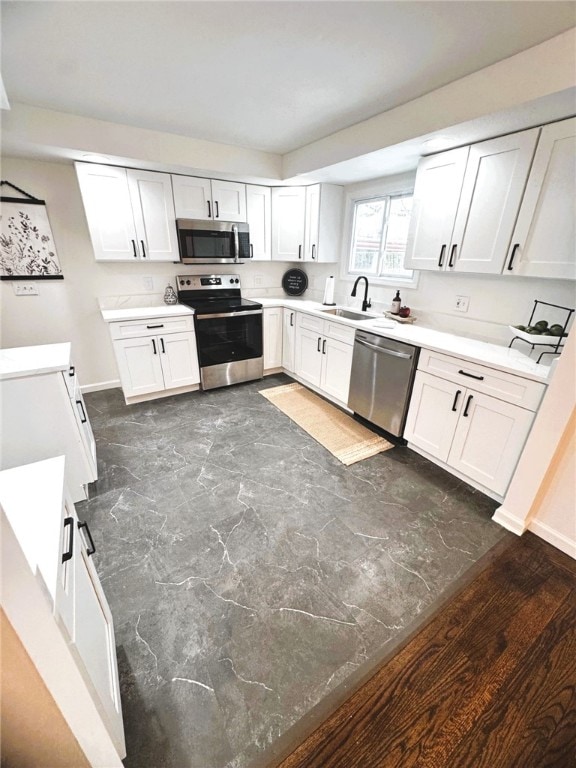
259 382 393 466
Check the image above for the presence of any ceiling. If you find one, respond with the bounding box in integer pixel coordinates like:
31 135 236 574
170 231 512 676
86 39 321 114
1 1 576 181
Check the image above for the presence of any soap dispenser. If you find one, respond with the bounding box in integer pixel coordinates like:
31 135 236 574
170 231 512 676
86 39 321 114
391 290 401 315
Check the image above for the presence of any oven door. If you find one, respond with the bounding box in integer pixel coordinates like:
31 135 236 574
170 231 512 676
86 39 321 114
194 310 263 389
177 220 250 264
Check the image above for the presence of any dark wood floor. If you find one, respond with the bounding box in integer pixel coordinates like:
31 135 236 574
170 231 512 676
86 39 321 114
273 533 576 768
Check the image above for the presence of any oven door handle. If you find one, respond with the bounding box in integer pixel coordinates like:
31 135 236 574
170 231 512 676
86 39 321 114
196 310 263 320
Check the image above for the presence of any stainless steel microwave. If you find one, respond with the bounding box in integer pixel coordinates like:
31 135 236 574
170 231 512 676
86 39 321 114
176 219 251 264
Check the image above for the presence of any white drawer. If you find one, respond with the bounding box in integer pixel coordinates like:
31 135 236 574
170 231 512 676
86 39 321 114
323 319 355 345
418 349 546 412
109 314 195 340
297 312 324 333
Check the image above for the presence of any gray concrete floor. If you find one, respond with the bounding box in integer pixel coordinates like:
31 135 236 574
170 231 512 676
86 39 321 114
79 374 506 768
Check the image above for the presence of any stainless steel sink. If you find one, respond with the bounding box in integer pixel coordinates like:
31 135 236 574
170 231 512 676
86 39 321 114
320 308 374 321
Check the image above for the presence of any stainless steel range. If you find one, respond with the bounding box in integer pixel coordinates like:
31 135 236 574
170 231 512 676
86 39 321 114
177 274 263 390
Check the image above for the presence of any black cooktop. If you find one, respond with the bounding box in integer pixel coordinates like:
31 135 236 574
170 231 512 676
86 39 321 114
179 297 263 316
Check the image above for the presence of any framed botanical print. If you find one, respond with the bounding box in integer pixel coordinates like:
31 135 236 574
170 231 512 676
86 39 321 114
0 181 64 280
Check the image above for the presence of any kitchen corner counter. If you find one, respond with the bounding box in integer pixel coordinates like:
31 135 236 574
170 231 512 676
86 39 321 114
101 304 195 323
0 342 72 381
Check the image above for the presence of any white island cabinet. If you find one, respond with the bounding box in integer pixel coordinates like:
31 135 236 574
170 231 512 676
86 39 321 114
0 343 97 503
0 457 125 767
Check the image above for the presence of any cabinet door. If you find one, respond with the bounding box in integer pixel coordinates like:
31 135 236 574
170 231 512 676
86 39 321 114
506 117 576 279
295 327 322 386
450 130 539 274
272 187 306 261
172 175 212 220
211 180 247 222
246 185 272 260
282 309 296 372
404 371 461 461
73 525 124 751
75 163 139 261
159 332 200 389
448 391 535 496
126 170 178 262
304 184 320 261
404 147 469 270
320 337 353 404
114 336 165 397
263 308 283 370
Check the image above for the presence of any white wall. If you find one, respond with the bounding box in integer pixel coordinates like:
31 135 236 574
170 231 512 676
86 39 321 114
0 157 332 389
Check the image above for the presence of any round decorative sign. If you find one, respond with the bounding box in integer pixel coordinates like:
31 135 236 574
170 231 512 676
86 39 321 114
282 268 308 296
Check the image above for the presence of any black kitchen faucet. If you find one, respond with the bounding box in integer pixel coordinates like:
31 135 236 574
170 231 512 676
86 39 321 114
351 275 371 312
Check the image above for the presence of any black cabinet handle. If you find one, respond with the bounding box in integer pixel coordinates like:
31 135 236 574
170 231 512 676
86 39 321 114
458 369 484 381
76 399 87 423
78 521 96 556
141 240 147 258
152 339 157 355
322 339 326 355
448 244 457 268
312 244 316 260
214 200 219 218
207 200 212 218
160 337 165 354
250 243 254 258
463 394 474 418
298 245 302 260
451 389 462 412
290 312 294 327
131 240 138 258
146 324 164 329
69 365 75 377
438 244 446 267
62 517 74 563
317 337 322 352
507 243 520 271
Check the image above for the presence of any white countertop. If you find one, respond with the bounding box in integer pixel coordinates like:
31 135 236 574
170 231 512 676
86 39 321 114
0 342 72 381
0 456 67 607
99 300 551 383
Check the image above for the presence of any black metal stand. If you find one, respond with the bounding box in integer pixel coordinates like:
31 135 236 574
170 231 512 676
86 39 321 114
509 300 574 363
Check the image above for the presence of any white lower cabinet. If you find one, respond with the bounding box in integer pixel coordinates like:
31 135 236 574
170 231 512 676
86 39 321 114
294 312 354 405
263 307 283 371
108 315 200 402
405 362 541 498
0 457 125 767
282 308 296 372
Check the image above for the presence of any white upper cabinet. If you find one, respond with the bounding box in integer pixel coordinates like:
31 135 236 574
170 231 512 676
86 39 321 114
246 185 272 260
505 117 576 280
271 184 343 262
405 130 540 275
271 186 306 260
404 147 469 270
172 175 247 222
75 163 178 261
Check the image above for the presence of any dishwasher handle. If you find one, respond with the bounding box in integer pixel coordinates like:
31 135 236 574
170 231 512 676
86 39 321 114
356 338 412 360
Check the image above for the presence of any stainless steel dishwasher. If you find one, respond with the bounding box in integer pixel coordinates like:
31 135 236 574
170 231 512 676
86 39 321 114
348 330 419 438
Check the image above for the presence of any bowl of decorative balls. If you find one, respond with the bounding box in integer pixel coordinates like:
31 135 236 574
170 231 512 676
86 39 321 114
508 320 567 344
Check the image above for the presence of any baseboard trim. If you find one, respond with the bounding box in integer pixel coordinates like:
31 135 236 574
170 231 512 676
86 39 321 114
528 520 576 560
81 379 120 394
492 506 526 535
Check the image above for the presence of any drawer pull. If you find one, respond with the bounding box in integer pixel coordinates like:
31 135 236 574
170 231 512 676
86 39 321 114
62 517 74 563
78 521 96 556
451 389 462 412
463 394 474 417
214 200 219 219
69 365 75 377
317 336 322 352
152 339 157 355
322 339 326 355
507 243 519 271
141 240 147 259
207 200 212 218
131 240 138 258
76 399 87 424
298 244 302 260
311 244 316 260
147 324 164 329
448 244 457 268
160 337 165 354
290 312 294 327
458 369 484 381
438 244 446 268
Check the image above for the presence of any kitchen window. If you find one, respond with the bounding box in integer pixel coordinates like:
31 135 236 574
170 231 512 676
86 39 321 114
348 193 414 281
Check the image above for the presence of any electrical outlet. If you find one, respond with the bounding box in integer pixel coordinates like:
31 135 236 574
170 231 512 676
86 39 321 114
455 295 470 312
13 283 39 296
254 273 264 287
142 276 153 291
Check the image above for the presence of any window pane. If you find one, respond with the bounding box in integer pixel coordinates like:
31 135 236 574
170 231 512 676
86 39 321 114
380 195 413 278
349 199 386 275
